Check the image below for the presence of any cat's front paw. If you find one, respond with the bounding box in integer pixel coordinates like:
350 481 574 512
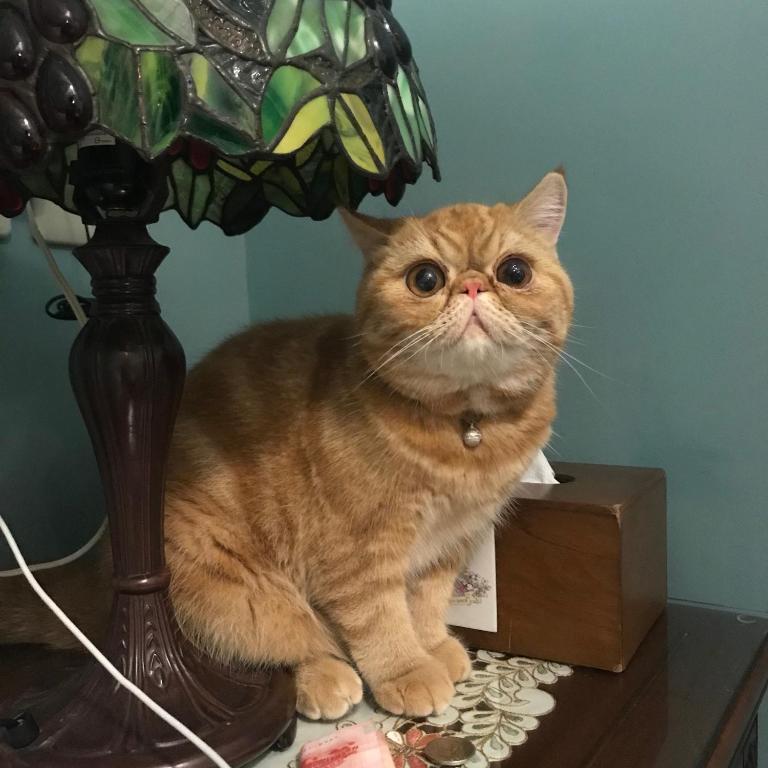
296 656 364 721
372 656 454 717
431 636 472 683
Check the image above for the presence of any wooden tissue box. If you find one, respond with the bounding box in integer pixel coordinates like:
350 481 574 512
454 462 667 672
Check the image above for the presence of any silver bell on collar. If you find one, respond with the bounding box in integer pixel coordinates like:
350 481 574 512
462 422 483 449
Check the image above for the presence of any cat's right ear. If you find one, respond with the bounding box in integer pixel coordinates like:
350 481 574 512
339 209 398 261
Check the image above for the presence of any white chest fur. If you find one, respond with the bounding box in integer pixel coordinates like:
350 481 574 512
408 493 501 577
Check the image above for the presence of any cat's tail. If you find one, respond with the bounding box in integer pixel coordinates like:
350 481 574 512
0 533 112 650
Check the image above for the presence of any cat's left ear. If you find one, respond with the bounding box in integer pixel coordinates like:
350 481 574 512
339 209 400 261
516 169 568 245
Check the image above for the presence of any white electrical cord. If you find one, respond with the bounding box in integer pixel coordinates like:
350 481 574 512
27 203 88 327
0 514 233 768
4 203 111 578
0 519 107 578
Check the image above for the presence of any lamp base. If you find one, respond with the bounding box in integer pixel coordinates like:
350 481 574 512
0 220 298 768
6 617 296 768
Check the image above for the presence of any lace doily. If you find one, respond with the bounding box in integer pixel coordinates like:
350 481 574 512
255 650 572 768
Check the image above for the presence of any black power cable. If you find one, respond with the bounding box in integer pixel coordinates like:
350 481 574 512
45 294 92 321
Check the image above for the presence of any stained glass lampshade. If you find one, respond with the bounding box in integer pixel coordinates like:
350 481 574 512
0 2 438 768
0 0 438 232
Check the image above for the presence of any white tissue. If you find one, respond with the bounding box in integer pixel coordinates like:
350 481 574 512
446 451 558 633
520 450 559 485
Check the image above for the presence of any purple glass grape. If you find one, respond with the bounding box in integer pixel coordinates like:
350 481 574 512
29 0 89 44
382 9 411 64
370 17 397 79
0 6 36 80
36 53 93 134
0 94 47 169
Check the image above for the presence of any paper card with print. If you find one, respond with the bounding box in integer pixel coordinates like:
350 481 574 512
446 451 557 632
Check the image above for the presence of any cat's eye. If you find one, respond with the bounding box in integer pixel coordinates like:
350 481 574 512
497 256 533 288
406 262 446 297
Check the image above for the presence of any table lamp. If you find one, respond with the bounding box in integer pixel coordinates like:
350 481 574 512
0 1 438 765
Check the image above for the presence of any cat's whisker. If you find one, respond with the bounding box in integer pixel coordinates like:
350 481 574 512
375 317 455 382
372 327 435 366
389 325 447 373
551 352 601 402
365 323 434 359
556 348 614 381
544 439 562 458
516 326 602 402
368 325 435 366
515 320 612 380
356 325 440 388
532 335 612 381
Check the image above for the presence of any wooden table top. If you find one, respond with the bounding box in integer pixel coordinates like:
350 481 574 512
512 602 768 768
1 603 767 768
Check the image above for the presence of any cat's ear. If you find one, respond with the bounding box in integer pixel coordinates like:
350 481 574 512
516 169 568 244
339 209 399 260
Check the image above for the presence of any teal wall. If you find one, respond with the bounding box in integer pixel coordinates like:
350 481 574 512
248 0 768 617
0 0 762 748
247 0 768 746
0 219 99 569
0 214 251 570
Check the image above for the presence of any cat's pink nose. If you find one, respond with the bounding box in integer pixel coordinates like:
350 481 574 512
461 279 487 300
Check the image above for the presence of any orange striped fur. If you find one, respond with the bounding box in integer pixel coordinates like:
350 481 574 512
163 171 573 719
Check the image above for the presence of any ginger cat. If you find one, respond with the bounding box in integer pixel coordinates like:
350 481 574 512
162 170 573 720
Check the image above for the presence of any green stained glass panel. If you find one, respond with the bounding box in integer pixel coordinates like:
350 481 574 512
140 51 182 155
325 0 348 62
334 97 377 173
339 94 384 168
264 165 304 201
172 159 193 217
333 155 350 204
274 96 331 153
307 156 335 213
250 160 273 175
411 72 435 151
396 66 422 162
87 0 176 46
287 0 324 57
217 159 252 182
184 53 257 138
264 182 302 215
185 110 256 155
262 65 322 144
190 173 212 226
387 84 415 161
267 0 300 54
296 137 319 166
286 0 325 57
416 96 435 150
205 170 237 223
138 0 197 44
76 37 106 89
346 2 367 64
77 38 141 145
163 177 174 210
